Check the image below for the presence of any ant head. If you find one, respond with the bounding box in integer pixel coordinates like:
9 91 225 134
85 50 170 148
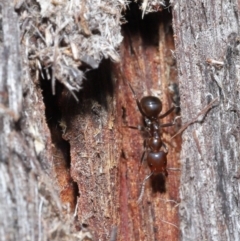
147 151 167 175
140 96 162 118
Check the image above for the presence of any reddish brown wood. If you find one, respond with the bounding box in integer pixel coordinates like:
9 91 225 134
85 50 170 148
1 1 182 241
113 7 181 241
57 7 181 240
59 60 120 240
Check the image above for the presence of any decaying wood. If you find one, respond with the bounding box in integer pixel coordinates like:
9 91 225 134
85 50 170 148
0 2 78 241
58 60 120 240
114 7 181 240
172 1 240 240
4 0 240 240
20 2 180 239
1 1 181 240
55 5 181 240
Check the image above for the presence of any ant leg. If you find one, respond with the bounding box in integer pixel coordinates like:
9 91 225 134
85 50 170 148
138 141 148 173
128 83 147 117
140 149 146 165
162 142 168 153
160 123 174 128
138 150 146 173
139 140 147 167
123 125 145 132
123 125 152 138
159 106 175 119
160 116 181 128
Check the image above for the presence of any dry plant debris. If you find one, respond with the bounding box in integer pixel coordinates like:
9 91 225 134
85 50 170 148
17 0 125 98
139 0 166 18
16 0 166 98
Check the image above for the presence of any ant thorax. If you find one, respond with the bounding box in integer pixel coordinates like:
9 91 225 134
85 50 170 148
144 117 159 130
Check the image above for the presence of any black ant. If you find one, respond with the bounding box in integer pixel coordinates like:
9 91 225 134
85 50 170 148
126 84 180 202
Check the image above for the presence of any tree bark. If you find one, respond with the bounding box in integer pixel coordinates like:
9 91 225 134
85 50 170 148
3 0 240 241
172 1 240 240
1 1 181 240
0 2 76 241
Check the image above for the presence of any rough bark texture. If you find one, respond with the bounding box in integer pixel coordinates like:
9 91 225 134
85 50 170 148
0 2 78 241
1 1 181 240
5 0 240 240
172 1 240 240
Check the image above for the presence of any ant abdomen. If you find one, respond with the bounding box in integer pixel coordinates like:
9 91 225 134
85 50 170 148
140 96 162 118
147 151 168 176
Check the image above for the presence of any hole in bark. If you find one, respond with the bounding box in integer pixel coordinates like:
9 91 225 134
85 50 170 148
121 106 127 124
40 72 79 212
82 223 89 229
79 59 114 109
121 149 127 160
39 57 115 224
123 2 174 46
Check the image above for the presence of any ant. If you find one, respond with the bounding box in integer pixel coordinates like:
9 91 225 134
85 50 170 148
126 83 180 202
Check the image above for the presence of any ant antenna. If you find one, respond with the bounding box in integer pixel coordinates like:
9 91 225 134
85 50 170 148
137 172 153 204
171 97 218 139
